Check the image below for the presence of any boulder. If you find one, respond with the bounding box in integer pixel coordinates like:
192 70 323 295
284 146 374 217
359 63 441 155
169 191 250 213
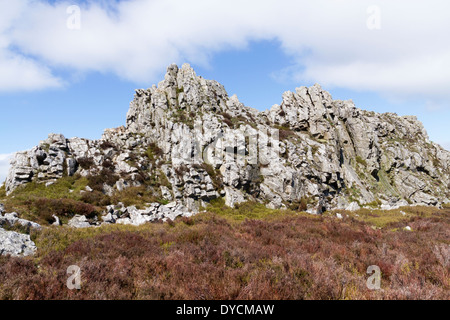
68 215 92 228
0 212 42 230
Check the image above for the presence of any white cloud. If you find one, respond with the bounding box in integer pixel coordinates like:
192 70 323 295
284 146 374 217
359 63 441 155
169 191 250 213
0 0 449 105
0 51 62 92
0 153 13 185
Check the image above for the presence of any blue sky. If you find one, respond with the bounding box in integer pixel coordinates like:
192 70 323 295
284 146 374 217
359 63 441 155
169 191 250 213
1 0 450 183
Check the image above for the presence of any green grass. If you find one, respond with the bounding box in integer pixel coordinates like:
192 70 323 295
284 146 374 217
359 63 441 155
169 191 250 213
2 175 137 222
158 170 172 188
193 163 223 190
205 198 311 222
143 143 163 162
355 156 367 166
325 205 440 228
4 160 175 209
364 199 383 208
7 175 89 201
31 212 215 257
30 206 300 259
3 176 92 222
0 184 6 199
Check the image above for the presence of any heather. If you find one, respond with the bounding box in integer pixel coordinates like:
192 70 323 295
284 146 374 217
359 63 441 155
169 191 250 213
0 206 448 300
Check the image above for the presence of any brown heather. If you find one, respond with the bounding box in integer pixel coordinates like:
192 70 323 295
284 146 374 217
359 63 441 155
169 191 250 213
0 206 448 300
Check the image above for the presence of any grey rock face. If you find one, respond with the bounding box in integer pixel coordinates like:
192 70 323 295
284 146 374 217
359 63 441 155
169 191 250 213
5 64 450 213
0 212 42 230
0 227 37 256
106 202 191 227
346 202 361 211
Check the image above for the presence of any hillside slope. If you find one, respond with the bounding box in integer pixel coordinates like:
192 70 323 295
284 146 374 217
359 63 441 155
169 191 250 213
4 64 450 216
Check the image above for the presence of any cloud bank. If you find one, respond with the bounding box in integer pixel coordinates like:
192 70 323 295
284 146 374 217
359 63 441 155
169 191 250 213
0 0 449 105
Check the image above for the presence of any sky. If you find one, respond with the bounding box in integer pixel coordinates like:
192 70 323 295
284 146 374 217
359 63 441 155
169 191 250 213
1 0 450 183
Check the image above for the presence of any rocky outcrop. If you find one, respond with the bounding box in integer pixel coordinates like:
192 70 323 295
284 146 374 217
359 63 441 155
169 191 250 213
0 227 37 256
5 64 450 214
67 202 193 228
0 212 42 231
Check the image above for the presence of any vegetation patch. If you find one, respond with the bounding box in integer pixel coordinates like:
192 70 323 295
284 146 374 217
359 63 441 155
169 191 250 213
0 184 7 198
144 143 164 162
172 108 194 129
206 198 303 222
326 205 442 229
77 157 95 170
6 175 88 201
355 156 367 166
86 169 120 192
274 125 296 141
288 198 309 212
99 141 117 150
5 196 100 225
